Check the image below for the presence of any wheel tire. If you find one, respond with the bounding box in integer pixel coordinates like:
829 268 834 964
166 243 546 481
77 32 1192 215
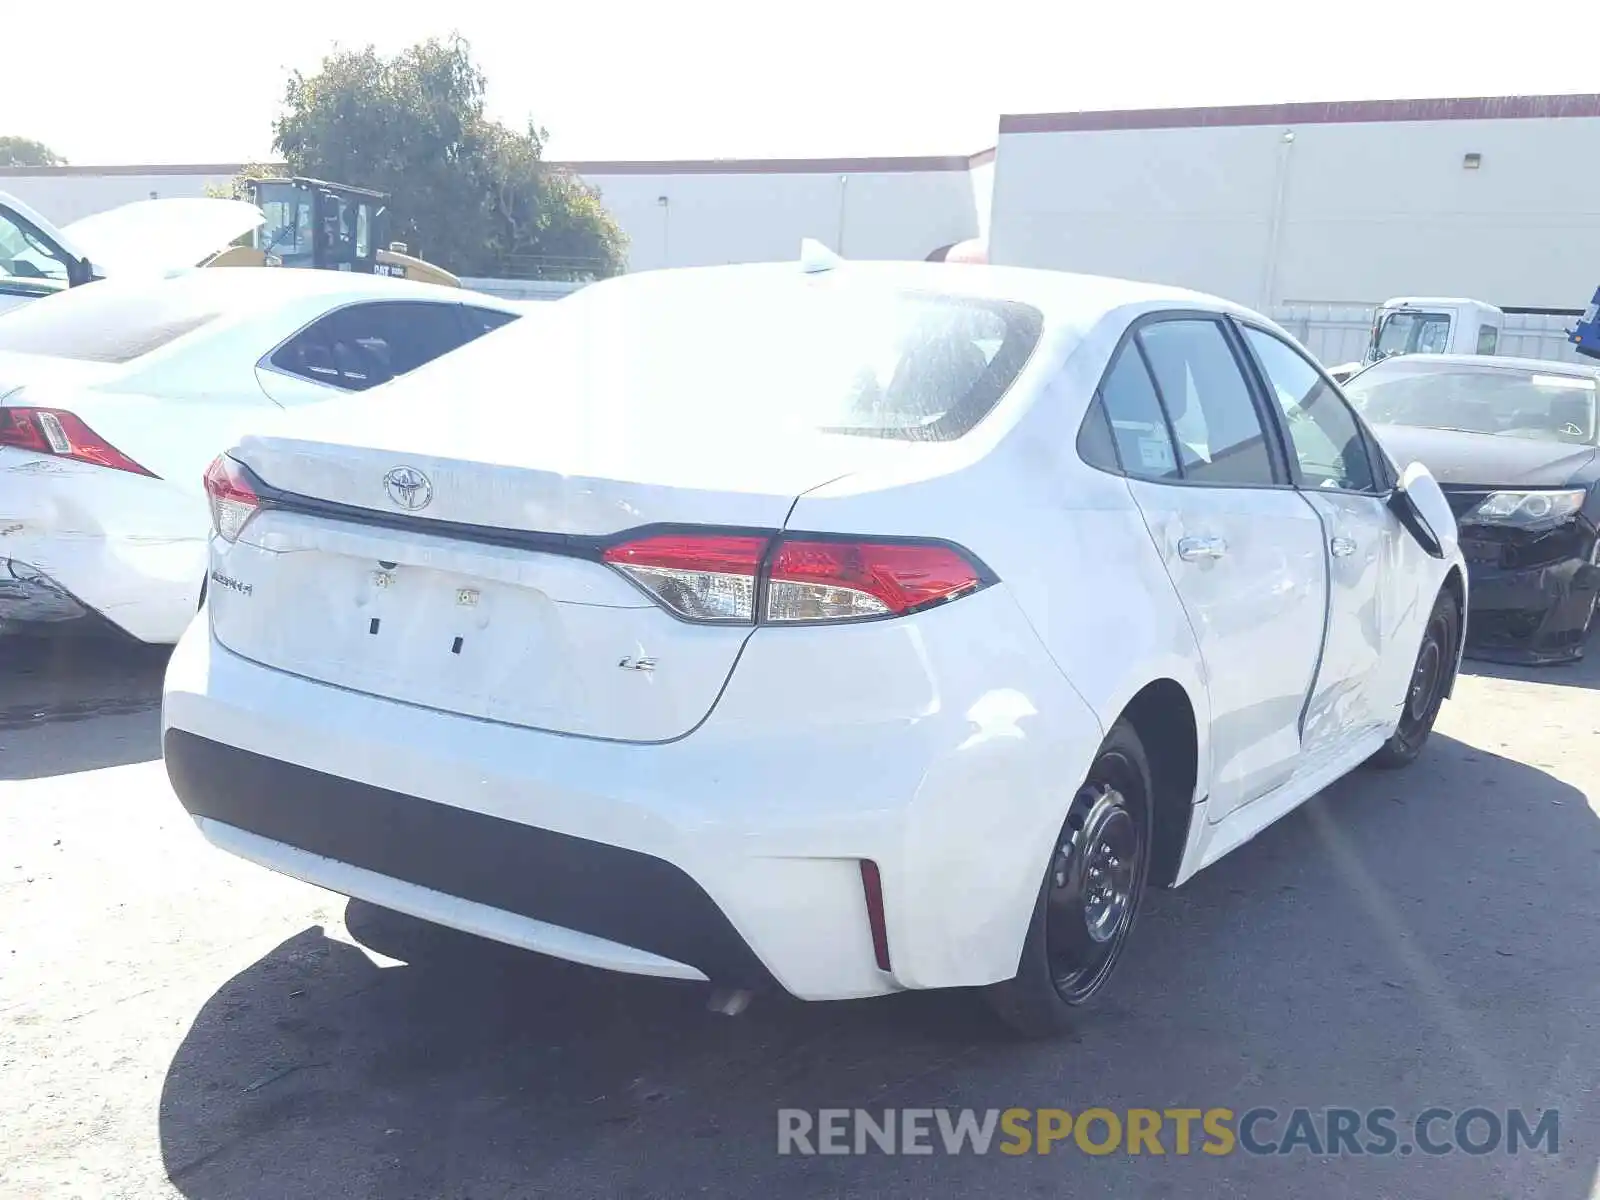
984 718 1154 1039
1368 587 1460 770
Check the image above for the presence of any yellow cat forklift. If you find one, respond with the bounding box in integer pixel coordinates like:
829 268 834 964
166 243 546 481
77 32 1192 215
206 177 460 287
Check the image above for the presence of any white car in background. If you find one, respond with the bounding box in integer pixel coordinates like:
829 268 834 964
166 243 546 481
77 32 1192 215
163 258 1466 1036
0 191 265 315
0 269 521 642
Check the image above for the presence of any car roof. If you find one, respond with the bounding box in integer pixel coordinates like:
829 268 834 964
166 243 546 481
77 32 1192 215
582 258 1251 329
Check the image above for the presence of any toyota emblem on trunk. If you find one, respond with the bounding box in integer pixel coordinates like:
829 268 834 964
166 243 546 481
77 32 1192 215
384 466 433 511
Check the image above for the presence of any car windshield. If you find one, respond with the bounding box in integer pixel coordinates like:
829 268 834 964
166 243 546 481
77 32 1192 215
422 272 1044 443
1344 360 1599 445
0 210 72 285
1374 310 1452 358
0 280 219 363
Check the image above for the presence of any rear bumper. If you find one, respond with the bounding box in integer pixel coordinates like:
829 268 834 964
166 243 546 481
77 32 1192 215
0 449 206 643
161 589 1105 1000
165 729 776 988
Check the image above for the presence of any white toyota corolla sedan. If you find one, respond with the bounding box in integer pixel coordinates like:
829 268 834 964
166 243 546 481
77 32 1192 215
0 269 520 643
161 257 1465 1035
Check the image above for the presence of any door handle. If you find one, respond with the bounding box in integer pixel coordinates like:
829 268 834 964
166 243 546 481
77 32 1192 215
1331 535 1357 558
1177 535 1227 562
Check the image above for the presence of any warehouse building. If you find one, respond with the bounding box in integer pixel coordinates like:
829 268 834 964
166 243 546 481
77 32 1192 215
5 92 1599 337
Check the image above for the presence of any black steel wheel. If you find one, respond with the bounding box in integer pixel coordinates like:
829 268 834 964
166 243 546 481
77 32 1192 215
1369 587 1459 769
985 719 1154 1037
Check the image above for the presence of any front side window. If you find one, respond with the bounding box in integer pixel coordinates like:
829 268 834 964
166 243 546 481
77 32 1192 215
269 301 470 391
1137 319 1278 485
1242 326 1375 492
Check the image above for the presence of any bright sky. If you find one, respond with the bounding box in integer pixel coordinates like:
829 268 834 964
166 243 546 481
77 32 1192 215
12 2 1600 165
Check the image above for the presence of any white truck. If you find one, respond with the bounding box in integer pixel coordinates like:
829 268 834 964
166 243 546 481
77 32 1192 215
1323 296 1504 381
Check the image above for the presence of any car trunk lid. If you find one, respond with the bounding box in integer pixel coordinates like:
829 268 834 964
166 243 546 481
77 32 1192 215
212 414 917 742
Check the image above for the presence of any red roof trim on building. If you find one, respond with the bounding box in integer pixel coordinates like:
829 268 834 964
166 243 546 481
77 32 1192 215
999 94 1600 135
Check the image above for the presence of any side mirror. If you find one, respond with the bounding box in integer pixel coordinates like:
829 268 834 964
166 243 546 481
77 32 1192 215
1388 462 1450 559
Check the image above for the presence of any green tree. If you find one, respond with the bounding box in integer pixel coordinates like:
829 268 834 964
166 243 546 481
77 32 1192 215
0 136 65 167
204 162 285 201
265 36 625 278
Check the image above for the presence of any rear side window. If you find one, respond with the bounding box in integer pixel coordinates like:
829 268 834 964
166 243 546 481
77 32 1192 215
1088 344 1180 479
1137 319 1278 486
269 301 471 392
0 283 218 363
463 306 519 339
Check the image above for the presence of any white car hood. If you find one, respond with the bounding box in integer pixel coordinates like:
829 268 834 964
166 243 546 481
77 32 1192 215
60 198 263 278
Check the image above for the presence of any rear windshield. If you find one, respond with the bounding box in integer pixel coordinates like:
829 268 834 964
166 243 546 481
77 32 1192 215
0 281 219 363
1345 360 1599 446
412 272 1043 442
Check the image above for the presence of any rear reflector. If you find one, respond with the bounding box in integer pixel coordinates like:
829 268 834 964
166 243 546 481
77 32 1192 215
0 407 156 477
602 531 989 626
859 860 892 972
204 455 261 542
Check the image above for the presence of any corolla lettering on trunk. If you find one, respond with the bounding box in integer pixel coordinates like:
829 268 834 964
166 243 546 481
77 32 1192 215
209 570 252 597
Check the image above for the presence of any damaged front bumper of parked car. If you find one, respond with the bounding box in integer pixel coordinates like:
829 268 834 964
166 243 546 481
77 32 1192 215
1458 520 1600 664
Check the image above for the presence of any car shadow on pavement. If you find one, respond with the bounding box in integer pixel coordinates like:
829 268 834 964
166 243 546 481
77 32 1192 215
1460 649 1600 691
157 733 1598 1200
0 634 168 780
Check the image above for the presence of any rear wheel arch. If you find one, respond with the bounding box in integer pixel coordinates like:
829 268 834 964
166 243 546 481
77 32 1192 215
1117 678 1198 888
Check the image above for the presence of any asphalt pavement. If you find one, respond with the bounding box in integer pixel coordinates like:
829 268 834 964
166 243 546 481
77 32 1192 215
1 633 1596 1199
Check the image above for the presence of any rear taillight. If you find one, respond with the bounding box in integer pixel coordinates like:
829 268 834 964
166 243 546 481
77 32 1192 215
601 533 766 622
766 539 984 622
602 531 989 625
203 455 261 542
0 407 156 477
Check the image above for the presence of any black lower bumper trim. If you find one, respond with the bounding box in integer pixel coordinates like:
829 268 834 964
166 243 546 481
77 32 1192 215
163 730 774 988
1464 556 1598 663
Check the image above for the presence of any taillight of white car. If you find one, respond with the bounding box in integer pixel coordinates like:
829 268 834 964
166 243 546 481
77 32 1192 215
202 455 992 624
0 406 156 476
203 454 260 542
602 532 992 624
